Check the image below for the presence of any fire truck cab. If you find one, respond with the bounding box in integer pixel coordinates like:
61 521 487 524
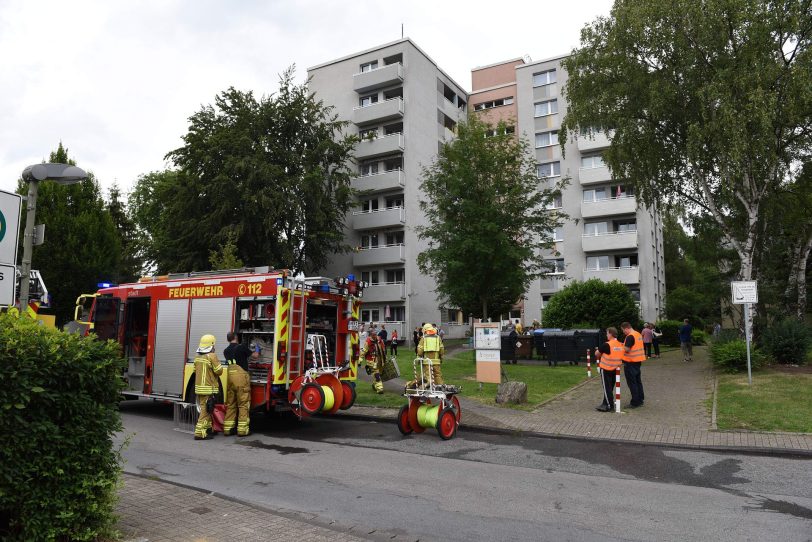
76 267 365 416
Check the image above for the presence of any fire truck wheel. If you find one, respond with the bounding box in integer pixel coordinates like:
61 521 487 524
299 383 325 415
396 405 413 435
407 397 426 434
339 382 356 410
436 407 457 440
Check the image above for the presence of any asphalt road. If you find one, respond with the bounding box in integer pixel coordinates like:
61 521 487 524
118 400 812 542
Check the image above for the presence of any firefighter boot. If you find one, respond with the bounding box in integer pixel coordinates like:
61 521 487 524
194 395 213 440
373 373 384 394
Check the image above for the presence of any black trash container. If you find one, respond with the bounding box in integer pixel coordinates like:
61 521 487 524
533 328 562 360
543 330 579 366
574 329 603 363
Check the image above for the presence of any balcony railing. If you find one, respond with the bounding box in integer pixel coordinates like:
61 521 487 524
581 195 637 219
540 273 566 292
577 131 611 151
355 133 404 159
353 63 404 94
583 266 640 284
361 282 406 303
578 165 611 185
351 169 404 193
581 230 638 252
352 244 406 266
353 97 404 125
352 206 405 230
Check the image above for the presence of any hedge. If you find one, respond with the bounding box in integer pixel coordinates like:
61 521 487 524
709 339 765 373
759 319 811 364
0 311 126 541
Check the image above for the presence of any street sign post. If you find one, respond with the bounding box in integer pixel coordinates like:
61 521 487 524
731 281 758 385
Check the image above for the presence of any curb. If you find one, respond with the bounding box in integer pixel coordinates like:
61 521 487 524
336 409 812 458
711 375 718 430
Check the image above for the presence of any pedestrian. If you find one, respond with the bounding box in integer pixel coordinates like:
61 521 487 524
620 322 645 408
514 319 523 334
360 324 368 347
193 334 223 440
360 332 387 394
713 322 721 338
416 323 444 388
390 329 399 356
378 323 388 343
652 323 662 357
594 327 624 412
222 331 257 437
438 327 446 340
679 318 693 362
641 323 654 359
508 326 518 365
413 326 420 354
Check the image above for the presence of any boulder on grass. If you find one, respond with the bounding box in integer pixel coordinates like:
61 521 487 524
496 381 528 404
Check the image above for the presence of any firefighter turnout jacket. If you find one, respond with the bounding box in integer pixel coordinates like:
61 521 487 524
194 352 223 395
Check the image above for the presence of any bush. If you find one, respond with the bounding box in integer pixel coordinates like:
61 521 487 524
760 319 811 364
691 329 708 345
656 320 682 347
714 328 741 344
0 312 126 540
543 279 640 330
709 339 766 373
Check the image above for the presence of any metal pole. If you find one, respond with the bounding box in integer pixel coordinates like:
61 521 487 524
18 179 38 312
744 302 752 386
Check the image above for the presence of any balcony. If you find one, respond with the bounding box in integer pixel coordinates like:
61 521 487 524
581 196 637 219
355 133 404 159
579 165 611 185
362 282 406 303
353 244 406 267
352 206 405 230
577 131 611 152
581 231 639 252
351 170 404 193
353 63 404 94
583 266 640 284
539 274 566 293
353 98 404 126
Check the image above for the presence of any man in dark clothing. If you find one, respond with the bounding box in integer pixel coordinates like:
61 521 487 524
508 327 518 365
621 322 646 408
594 327 624 412
679 319 693 362
378 324 388 343
223 332 257 436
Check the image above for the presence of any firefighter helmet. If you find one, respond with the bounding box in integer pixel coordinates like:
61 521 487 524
197 334 216 353
422 323 437 335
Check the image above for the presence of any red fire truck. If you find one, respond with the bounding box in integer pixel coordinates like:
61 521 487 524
75 267 366 417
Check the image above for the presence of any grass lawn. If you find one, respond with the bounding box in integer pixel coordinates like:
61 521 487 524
715 370 812 433
354 347 588 411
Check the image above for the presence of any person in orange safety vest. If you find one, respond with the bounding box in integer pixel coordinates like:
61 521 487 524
594 327 624 412
620 321 646 408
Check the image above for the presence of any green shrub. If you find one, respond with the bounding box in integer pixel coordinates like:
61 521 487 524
691 329 707 345
714 328 741 344
760 319 811 364
544 279 640 330
0 312 126 541
656 320 682 347
709 339 765 373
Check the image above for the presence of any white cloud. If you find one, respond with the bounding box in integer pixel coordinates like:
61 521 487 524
0 0 612 197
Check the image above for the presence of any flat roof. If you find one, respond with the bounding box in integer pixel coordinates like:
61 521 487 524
471 57 526 72
515 53 570 70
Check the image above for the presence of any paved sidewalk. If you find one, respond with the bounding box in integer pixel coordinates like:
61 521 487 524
341 347 812 454
117 473 369 542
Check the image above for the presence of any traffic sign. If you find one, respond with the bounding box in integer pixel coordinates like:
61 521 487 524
731 281 758 304
0 263 16 306
0 189 22 266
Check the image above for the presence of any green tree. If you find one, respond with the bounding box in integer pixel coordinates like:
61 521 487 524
209 230 244 269
106 183 141 283
561 0 812 333
17 143 120 325
417 117 565 320
132 67 357 274
543 279 640 329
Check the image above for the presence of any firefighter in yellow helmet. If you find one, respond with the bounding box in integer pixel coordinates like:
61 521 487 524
360 332 387 394
417 323 444 387
193 334 223 440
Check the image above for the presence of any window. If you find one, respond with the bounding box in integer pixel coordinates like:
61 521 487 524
360 198 379 212
385 195 403 208
629 288 641 302
383 122 403 135
383 156 403 171
386 269 405 283
537 161 561 178
360 61 378 73
361 309 380 323
546 193 563 209
360 233 378 249
533 69 557 87
581 154 604 169
586 256 610 271
583 187 608 202
388 306 406 321
535 130 558 148
361 271 379 285
439 111 457 132
534 99 558 117
385 230 404 245
383 87 403 100
360 160 379 176
359 94 378 107
551 227 564 242
383 53 402 66
541 295 553 308
485 126 515 137
615 220 637 233
473 96 514 111
359 128 377 139
544 258 565 273
584 222 609 236
611 184 634 198
616 254 638 268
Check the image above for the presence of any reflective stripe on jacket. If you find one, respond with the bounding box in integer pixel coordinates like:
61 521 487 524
623 330 646 362
194 352 223 395
417 335 444 361
599 339 624 370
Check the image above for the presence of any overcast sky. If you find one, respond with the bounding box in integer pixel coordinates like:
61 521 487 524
0 0 613 197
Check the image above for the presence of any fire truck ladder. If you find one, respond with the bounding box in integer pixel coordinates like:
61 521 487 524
286 278 308 387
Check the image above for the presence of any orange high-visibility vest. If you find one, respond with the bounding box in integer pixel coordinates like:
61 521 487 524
623 330 646 362
599 338 624 370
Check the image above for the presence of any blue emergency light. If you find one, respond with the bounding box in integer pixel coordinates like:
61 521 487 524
97 282 116 288
347 274 355 282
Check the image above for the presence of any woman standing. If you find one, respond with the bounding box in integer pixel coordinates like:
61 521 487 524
642 323 653 358
390 329 399 356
